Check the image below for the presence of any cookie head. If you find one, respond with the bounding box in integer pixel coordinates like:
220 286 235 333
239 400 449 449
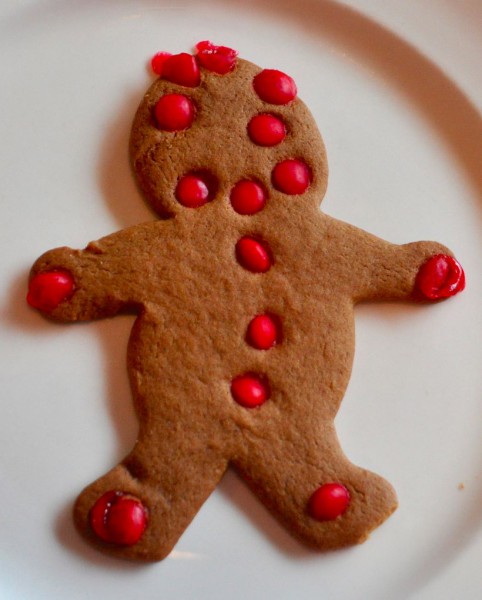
130 43 328 218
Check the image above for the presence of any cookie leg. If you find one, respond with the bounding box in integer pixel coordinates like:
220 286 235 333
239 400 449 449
233 425 397 551
73 437 228 561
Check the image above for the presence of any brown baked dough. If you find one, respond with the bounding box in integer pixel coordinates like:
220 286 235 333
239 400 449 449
28 53 462 561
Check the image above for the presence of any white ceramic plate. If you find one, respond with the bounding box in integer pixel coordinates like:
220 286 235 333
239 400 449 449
1 1 481 598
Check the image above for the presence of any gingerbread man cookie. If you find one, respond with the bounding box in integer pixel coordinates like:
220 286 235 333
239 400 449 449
27 42 465 561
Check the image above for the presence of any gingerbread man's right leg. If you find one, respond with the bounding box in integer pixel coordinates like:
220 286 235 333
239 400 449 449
73 311 230 561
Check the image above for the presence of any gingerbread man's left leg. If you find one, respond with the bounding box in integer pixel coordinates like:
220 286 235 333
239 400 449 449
232 420 397 550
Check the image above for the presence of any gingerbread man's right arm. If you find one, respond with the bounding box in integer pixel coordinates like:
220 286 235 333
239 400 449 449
27 224 160 321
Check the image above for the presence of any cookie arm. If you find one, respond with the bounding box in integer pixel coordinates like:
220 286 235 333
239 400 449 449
27 231 145 321
323 218 465 304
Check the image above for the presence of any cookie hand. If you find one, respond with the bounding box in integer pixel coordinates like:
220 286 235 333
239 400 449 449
27 245 127 321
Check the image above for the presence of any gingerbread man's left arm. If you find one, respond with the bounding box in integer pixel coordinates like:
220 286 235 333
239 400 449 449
321 216 465 304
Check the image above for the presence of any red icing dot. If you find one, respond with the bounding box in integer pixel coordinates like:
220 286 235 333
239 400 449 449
90 490 147 546
176 174 210 208
230 180 266 215
150 51 172 76
247 314 280 350
231 373 270 408
154 94 195 132
253 69 297 105
272 159 311 195
162 53 201 87
195 40 238 74
308 483 350 521
248 114 287 147
27 270 74 312
236 237 272 273
415 254 465 300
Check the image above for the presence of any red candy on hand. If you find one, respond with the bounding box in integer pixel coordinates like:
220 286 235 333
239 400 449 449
415 254 465 300
236 236 272 273
231 373 270 408
162 53 201 87
253 69 297 105
27 270 74 312
308 483 350 521
154 94 195 132
90 490 147 546
195 40 238 74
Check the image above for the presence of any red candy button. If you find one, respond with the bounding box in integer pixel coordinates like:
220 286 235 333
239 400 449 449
415 254 465 300
154 94 195 131
236 237 272 273
308 483 350 521
231 373 270 408
162 52 201 87
230 180 266 215
253 69 297 105
90 490 147 546
247 314 280 350
176 174 211 208
195 40 238 74
150 51 172 76
272 159 311 195
248 114 287 147
27 270 74 312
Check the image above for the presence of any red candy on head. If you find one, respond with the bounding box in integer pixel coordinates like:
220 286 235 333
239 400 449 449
415 254 465 300
150 51 172 76
253 69 297 105
231 373 270 408
230 180 266 215
90 490 147 546
236 236 272 273
162 53 201 87
272 159 311 195
195 40 238 74
308 483 350 521
176 174 211 208
248 113 287 147
27 270 74 312
154 94 195 132
247 314 280 350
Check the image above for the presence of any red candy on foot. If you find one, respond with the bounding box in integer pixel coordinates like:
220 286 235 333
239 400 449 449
272 159 311 195
247 314 280 350
231 373 270 408
154 94 195 132
416 254 465 300
176 174 210 208
90 490 147 546
253 69 297 105
150 51 172 76
308 483 350 521
162 53 201 87
248 114 286 147
230 180 266 215
195 40 238 74
236 237 272 273
27 270 74 312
